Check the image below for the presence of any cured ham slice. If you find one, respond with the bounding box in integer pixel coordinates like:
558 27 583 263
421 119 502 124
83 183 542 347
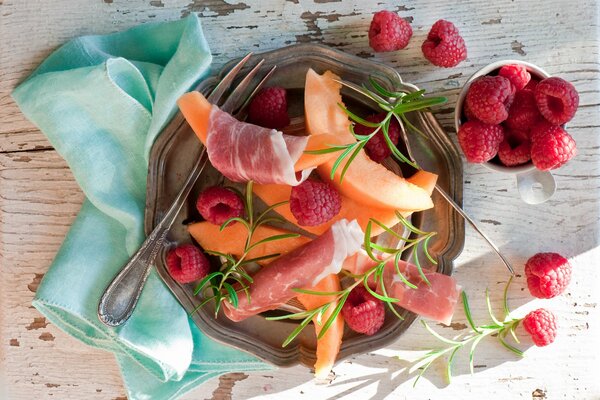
207 107 312 185
343 251 460 325
223 219 363 322
178 91 341 186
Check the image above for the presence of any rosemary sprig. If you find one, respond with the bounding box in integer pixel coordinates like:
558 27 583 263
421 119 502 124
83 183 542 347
267 213 437 347
192 181 300 317
409 276 525 386
304 76 447 182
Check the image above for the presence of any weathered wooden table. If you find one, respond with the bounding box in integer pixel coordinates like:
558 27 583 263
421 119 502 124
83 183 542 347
1 1 599 399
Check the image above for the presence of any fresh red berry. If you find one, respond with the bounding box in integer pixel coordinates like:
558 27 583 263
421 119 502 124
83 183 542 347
505 127 530 143
341 286 385 335
166 244 210 284
498 139 531 167
498 64 531 91
530 125 577 170
368 10 412 52
506 89 543 132
534 77 579 125
196 186 244 225
421 19 467 67
457 120 504 163
247 87 290 130
524 78 539 92
354 113 400 162
290 179 341 226
466 76 514 124
529 119 555 142
525 252 572 299
522 308 558 347
462 100 479 121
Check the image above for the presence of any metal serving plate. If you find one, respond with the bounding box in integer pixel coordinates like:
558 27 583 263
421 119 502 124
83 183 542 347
145 44 464 369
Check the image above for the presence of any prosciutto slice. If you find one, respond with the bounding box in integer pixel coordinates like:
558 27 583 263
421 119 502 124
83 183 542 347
223 219 363 322
206 106 313 185
343 251 461 325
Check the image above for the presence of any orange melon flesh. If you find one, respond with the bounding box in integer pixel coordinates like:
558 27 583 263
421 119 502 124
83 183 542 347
177 91 339 172
187 221 310 265
406 170 438 196
297 274 344 379
304 69 435 212
253 183 400 237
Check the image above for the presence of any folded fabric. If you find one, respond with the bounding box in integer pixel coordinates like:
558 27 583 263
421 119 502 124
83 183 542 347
12 15 269 400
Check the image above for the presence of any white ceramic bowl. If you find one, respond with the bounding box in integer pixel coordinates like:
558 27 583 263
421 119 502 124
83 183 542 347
454 60 556 204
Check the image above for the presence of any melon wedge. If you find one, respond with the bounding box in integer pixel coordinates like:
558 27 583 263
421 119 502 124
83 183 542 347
253 183 400 237
304 69 435 212
297 274 344 379
187 221 310 265
177 91 340 172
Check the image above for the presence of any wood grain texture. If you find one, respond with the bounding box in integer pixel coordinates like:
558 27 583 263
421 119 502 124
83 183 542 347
1 0 599 399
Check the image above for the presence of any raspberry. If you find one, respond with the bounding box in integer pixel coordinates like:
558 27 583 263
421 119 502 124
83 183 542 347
524 78 539 92
525 252 572 299
457 120 504 163
354 113 400 162
530 125 577 170
166 244 210 284
341 286 385 335
462 100 478 121
196 186 244 225
522 308 557 347
421 19 467 67
498 139 531 167
529 120 554 142
498 64 531 91
505 127 530 143
290 179 341 226
247 87 290 130
534 77 579 125
465 76 514 124
506 89 542 132
368 10 412 52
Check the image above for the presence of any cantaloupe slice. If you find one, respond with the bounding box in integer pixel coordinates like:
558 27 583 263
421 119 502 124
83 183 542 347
304 69 435 212
187 221 310 265
177 91 340 172
253 183 399 237
297 274 344 379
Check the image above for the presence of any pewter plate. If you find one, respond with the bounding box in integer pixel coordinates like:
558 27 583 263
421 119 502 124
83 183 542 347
145 44 464 369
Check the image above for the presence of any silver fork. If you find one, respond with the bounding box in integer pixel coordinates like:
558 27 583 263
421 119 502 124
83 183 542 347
98 53 277 327
337 78 515 275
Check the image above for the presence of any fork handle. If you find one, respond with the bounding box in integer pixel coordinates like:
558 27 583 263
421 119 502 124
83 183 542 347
98 148 208 326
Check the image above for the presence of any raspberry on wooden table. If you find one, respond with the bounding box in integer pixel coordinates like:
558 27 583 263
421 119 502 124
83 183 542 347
525 252 572 299
530 125 577 170
196 186 244 225
247 86 290 130
341 286 385 336
534 77 579 125
421 19 467 67
522 308 558 347
506 89 542 132
166 244 210 284
498 64 531 91
457 120 504 163
368 10 413 52
462 101 479 121
354 112 400 162
289 179 341 226
465 76 514 124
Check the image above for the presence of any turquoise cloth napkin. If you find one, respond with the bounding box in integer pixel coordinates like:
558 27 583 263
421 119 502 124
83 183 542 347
12 15 269 400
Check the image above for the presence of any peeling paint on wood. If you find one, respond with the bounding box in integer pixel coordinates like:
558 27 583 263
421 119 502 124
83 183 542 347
511 40 527 55
208 373 249 400
28 273 45 292
39 332 56 341
182 0 249 18
482 18 502 25
532 388 547 398
10 339 20 346
45 383 60 388
26 317 49 331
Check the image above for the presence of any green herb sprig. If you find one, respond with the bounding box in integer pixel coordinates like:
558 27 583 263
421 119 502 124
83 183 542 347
266 212 437 347
192 181 300 317
304 76 447 182
409 276 524 386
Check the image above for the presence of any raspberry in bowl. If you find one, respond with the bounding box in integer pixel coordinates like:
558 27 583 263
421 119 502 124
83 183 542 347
454 60 579 204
